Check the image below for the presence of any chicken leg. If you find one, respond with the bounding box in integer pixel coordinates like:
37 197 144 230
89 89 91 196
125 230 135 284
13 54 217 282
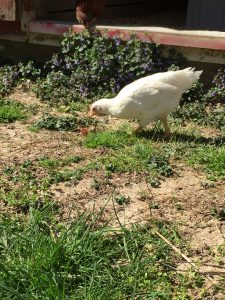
161 116 171 138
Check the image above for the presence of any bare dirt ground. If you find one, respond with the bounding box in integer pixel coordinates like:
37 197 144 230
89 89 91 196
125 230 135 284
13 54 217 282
1 91 225 298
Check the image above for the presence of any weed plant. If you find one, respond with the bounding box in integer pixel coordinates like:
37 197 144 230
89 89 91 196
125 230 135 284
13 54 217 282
0 98 26 123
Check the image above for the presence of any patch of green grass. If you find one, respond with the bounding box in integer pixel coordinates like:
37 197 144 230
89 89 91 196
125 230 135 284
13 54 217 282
101 142 154 173
85 124 224 181
84 128 138 150
0 171 51 210
0 205 203 299
0 185 49 210
39 155 83 170
100 142 173 180
187 146 225 180
39 157 59 169
0 98 26 123
85 129 174 181
49 168 84 184
152 131 225 180
39 156 87 184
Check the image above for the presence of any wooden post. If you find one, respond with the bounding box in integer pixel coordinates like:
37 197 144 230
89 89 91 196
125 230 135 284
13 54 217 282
0 0 16 21
20 0 36 32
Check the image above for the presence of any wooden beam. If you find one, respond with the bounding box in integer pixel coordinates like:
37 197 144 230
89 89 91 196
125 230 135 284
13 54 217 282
20 0 36 32
0 20 20 33
29 20 225 51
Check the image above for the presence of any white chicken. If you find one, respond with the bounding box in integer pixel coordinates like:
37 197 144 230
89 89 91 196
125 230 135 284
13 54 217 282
89 68 203 136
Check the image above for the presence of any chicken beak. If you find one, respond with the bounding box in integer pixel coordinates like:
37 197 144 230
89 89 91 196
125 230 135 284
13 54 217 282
88 110 94 118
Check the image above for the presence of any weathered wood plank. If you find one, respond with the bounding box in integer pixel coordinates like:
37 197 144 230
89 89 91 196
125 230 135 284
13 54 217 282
0 0 16 21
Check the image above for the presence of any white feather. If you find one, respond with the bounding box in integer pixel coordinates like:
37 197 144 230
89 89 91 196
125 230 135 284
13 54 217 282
91 68 203 129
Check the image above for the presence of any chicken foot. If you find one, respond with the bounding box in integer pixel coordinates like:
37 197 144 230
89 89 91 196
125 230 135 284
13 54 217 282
160 116 171 137
133 125 143 134
134 117 171 137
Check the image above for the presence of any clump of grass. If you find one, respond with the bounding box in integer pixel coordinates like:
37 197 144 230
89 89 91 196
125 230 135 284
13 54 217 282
85 125 176 181
0 185 50 211
0 205 203 299
0 98 26 123
39 155 83 170
188 146 225 180
101 142 155 173
115 194 130 205
49 168 84 184
84 128 137 150
98 141 174 186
